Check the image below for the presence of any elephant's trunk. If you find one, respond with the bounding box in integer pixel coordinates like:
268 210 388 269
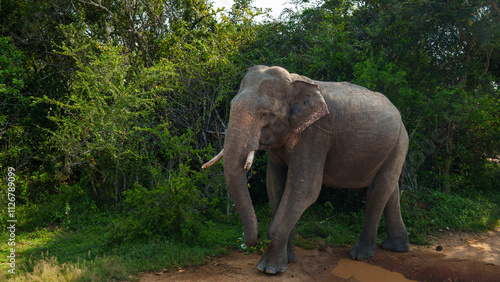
223 119 260 246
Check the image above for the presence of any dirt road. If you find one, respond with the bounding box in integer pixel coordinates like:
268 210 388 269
142 228 500 281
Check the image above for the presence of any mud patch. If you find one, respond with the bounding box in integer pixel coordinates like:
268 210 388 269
332 259 415 281
141 228 500 281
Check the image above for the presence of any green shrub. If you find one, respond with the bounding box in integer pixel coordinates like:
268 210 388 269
400 188 499 244
122 167 201 238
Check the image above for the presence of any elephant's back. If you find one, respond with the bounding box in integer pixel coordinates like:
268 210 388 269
318 81 398 113
317 81 402 129
317 81 405 188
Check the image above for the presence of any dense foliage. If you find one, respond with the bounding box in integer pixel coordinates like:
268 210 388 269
0 0 499 278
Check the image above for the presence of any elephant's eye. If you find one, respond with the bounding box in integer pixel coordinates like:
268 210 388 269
260 111 275 123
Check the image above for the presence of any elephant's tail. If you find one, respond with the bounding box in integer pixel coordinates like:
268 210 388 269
398 162 405 195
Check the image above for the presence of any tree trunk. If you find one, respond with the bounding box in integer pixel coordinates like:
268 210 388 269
443 121 455 193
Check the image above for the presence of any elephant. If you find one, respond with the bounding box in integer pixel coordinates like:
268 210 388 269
202 65 409 274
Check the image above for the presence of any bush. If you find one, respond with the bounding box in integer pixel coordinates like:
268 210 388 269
122 167 201 238
401 187 499 244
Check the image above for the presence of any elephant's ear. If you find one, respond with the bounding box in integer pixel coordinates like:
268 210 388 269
289 80 330 134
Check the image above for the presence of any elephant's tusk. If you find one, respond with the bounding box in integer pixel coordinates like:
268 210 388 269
244 150 255 171
202 149 224 169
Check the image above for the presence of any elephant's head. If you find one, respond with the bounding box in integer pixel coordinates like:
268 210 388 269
203 65 329 246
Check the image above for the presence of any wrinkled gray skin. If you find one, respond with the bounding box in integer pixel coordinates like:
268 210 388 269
217 65 409 274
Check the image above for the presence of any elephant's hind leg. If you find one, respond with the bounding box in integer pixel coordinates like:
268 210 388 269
380 186 409 252
350 136 408 260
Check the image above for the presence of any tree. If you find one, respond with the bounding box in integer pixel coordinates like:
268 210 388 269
348 0 500 191
0 37 29 167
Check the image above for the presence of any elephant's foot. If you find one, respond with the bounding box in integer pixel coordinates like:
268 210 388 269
350 242 376 260
380 236 409 252
256 249 289 275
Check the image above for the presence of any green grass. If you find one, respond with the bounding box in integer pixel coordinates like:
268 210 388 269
0 212 241 281
295 187 500 248
1 186 498 281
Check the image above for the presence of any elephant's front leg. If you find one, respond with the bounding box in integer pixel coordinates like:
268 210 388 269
264 158 296 264
257 159 324 274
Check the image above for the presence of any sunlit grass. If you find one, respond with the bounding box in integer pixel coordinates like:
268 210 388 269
0 256 96 282
0 217 238 281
